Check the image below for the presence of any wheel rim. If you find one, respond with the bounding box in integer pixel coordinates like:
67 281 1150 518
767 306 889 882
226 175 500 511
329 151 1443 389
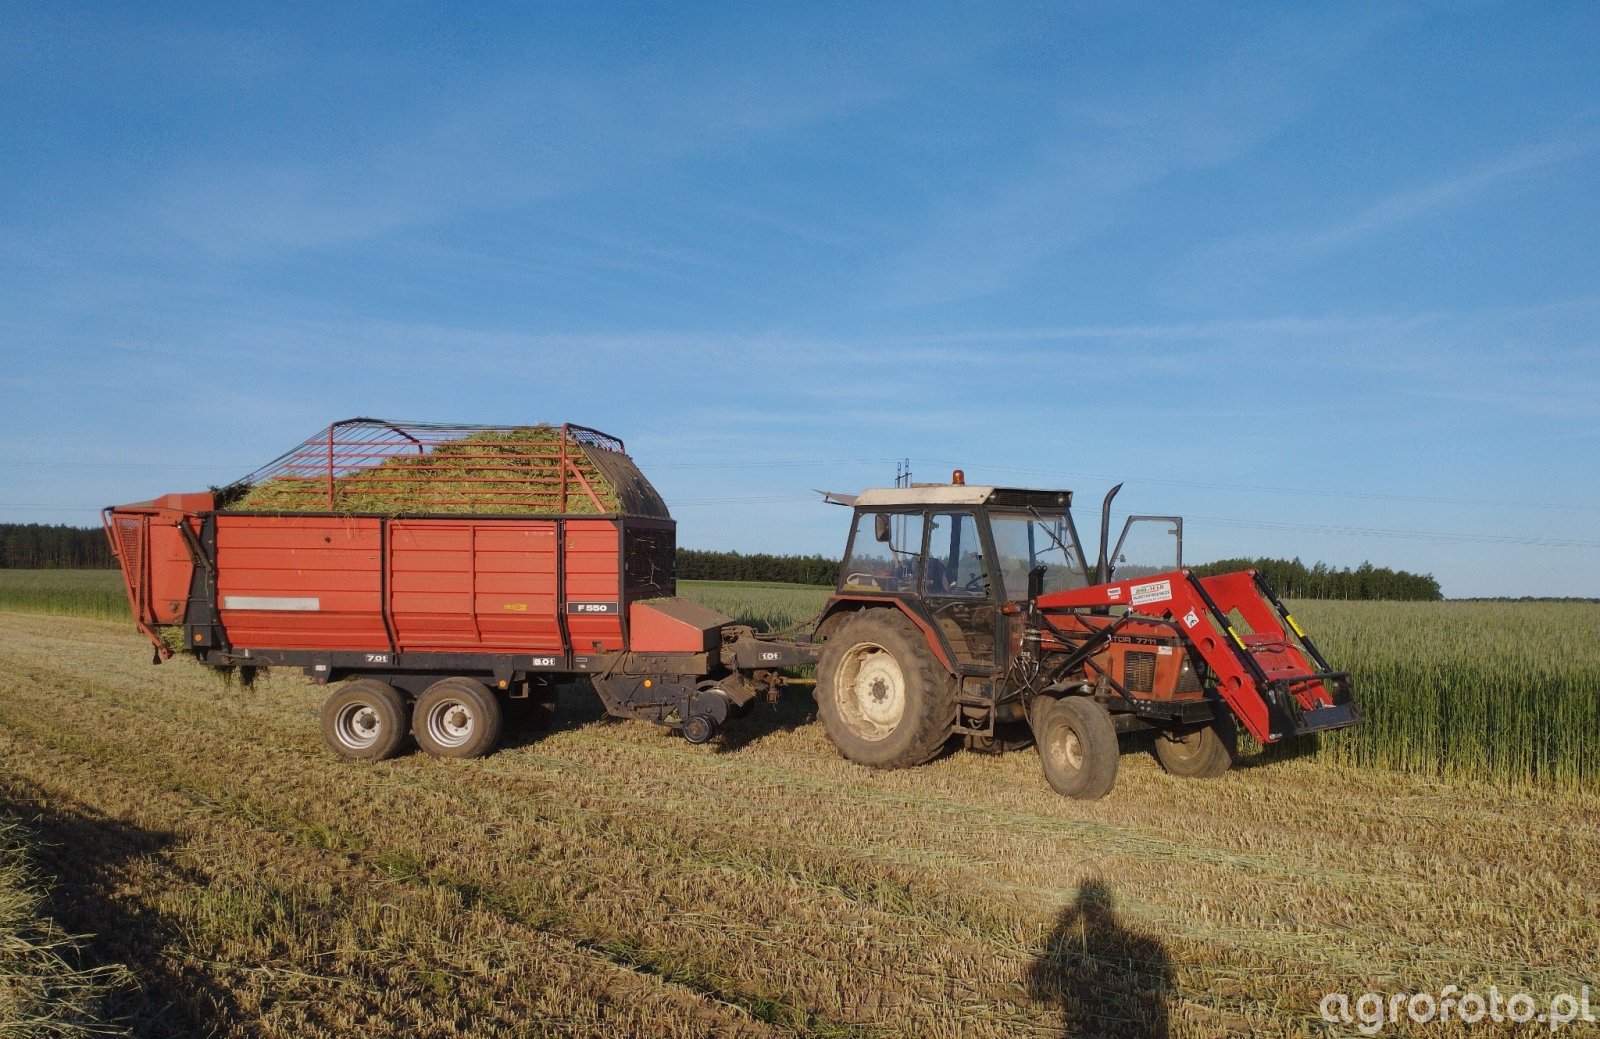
335 702 382 750
834 641 906 741
426 699 476 748
1044 718 1084 775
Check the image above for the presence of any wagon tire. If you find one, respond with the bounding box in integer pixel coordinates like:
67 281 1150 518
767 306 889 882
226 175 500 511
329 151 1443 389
816 609 956 769
1034 696 1119 800
413 677 502 759
1154 714 1237 779
321 680 409 761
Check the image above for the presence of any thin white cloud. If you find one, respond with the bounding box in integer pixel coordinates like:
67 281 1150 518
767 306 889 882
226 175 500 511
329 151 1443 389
1218 131 1599 262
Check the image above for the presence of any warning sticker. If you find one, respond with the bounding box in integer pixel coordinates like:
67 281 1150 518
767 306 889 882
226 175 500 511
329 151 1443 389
1182 609 1201 628
1106 587 1123 600
1129 579 1172 606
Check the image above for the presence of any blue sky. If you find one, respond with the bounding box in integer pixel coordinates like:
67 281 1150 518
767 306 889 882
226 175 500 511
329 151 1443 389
2 2 1597 597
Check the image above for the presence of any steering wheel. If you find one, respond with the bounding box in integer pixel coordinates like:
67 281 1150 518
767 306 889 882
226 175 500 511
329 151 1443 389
964 572 990 594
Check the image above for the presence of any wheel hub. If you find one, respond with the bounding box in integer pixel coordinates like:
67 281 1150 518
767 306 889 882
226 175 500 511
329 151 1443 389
1045 720 1083 774
1060 728 1083 770
835 642 907 740
429 701 475 746
336 703 382 749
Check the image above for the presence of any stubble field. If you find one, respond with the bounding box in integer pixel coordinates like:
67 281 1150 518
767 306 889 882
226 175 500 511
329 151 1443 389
2 574 1598 1037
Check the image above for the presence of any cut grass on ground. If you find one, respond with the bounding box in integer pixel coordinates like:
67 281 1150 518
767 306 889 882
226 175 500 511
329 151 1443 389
1 610 1597 1037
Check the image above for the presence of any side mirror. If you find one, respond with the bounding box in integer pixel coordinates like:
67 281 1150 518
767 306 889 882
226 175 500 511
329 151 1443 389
873 513 892 543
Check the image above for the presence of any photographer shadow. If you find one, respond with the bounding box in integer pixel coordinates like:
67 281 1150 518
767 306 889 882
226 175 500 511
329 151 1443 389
1026 877 1172 1038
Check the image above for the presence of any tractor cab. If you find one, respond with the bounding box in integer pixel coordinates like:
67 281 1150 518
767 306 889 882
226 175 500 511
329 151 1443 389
812 471 1358 799
830 475 1182 674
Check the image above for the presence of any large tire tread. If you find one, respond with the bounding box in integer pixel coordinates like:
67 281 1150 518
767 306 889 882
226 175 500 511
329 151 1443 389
412 677 503 759
320 680 409 761
1153 714 1237 779
1034 696 1119 800
816 609 957 770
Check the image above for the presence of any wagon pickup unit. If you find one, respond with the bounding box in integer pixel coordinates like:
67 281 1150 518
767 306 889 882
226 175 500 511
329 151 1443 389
106 418 1359 798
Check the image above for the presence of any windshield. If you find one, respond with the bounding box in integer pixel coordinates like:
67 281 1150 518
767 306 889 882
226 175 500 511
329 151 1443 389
988 512 1090 599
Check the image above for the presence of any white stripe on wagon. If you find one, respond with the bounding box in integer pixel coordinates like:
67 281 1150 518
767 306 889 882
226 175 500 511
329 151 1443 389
222 596 322 611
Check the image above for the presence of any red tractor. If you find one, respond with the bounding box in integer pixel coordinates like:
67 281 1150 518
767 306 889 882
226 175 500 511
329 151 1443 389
808 475 1360 798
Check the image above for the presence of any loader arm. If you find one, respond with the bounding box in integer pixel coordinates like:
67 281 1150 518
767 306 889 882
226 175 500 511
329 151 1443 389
1034 569 1359 742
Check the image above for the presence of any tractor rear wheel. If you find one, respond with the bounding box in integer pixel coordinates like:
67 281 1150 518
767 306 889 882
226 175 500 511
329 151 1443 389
816 609 956 769
413 677 503 759
321 680 408 761
1034 697 1119 800
1154 715 1237 779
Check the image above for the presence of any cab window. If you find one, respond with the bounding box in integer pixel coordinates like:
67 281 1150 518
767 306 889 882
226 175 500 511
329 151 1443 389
988 513 1089 599
841 511 924 592
925 512 988 597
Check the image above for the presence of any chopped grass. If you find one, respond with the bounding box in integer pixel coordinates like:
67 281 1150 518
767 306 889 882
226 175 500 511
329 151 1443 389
0 812 130 1037
229 426 623 515
2 610 1598 1037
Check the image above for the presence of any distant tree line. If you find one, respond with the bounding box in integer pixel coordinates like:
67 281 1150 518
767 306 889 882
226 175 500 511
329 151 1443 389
677 549 839 586
0 524 115 569
1189 557 1441 601
681 548 1442 600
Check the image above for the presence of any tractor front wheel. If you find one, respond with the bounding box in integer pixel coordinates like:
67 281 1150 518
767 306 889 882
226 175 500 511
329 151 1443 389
1034 697 1119 800
816 609 956 769
1153 715 1237 779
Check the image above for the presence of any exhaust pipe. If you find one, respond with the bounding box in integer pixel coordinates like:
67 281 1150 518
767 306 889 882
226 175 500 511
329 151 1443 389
1096 483 1122 585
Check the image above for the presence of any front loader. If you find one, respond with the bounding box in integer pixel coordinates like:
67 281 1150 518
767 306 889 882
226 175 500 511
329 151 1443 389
810 475 1360 799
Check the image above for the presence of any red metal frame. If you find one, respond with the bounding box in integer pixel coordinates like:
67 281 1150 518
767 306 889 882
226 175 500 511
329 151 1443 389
228 419 622 513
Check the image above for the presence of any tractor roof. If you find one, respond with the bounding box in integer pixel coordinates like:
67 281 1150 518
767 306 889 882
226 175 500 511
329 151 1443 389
851 486 1073 509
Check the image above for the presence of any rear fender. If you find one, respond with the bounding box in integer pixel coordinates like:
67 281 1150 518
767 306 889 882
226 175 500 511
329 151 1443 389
816 595 955 673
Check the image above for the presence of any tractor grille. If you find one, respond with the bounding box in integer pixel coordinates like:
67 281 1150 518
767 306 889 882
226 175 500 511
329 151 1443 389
1124 652 1156 694
1177 660 1202 693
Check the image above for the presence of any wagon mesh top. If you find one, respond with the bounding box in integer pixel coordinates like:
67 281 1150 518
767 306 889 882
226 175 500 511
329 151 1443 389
215 418 670 518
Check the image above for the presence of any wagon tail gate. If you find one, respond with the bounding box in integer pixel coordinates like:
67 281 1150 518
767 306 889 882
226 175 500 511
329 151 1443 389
103 492 216 661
